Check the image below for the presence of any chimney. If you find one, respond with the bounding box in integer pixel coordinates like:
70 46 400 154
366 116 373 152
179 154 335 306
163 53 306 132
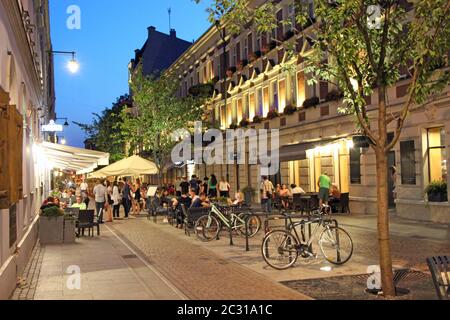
170 28 176 38
148 26 156 38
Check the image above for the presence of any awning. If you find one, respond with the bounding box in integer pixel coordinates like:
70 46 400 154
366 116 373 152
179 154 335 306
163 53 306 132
88 155 158 178
38 142 110 174
279 137 349 162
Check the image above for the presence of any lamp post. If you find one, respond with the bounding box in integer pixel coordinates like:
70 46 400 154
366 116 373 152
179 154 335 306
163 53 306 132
48 51 79 73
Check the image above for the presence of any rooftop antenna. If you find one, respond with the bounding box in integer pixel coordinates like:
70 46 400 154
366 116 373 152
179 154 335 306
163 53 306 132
168 7 172 31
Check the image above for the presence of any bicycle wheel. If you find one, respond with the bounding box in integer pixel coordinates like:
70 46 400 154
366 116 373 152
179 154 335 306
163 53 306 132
235 213 261 238
195 215 221 242
318 226 353 265
261 230 299 270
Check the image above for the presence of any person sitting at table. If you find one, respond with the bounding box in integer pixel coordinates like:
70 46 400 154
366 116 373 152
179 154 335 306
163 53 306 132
291 184 306 195
329 183 341 213
279 184 291 209
232 190 245 205
172 191 193 228
40 197 58 211
71 195 87 210
191 192 210 208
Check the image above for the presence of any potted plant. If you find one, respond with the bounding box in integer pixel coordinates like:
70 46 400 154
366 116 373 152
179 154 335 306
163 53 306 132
250 51 262 62
283 104 298 115
425 181 448 202
252 115 263 124
267 108 280 120
239 118 250 128
303 97 320 109
39 206 64 244
229 122 238 130
242 186 257 205
326 89 344 102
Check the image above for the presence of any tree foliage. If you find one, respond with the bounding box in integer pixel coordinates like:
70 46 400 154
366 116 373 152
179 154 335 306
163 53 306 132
119 64 206 181
195 0 450 297
74 95 131 162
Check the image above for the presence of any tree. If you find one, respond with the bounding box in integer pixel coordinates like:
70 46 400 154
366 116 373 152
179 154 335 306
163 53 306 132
196 0 450 297
74 94 131 162
120 64 206 185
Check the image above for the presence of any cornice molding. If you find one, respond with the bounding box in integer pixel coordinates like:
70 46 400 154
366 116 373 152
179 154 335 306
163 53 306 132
1 0 42 99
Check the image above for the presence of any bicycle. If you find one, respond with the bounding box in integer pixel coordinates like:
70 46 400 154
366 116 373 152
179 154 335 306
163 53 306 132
261 205 353 270
195 203 261 242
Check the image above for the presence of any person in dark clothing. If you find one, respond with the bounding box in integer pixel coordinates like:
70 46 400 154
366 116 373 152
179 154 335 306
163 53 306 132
180 177 190 195
191 192 210 208
172 192 193 229
122 178 131 218
189 175 199 194
201 177 209 195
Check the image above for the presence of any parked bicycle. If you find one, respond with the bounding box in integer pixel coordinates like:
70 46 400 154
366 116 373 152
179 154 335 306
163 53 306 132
195 203 261 242
261 205 353 270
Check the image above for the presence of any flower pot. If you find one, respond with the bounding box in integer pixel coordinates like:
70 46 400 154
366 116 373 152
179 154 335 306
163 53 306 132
427 192 448 202
39 216 64 244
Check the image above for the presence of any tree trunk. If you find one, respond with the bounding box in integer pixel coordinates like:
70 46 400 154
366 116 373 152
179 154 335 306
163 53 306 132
375 148 395 297
376 84 396 298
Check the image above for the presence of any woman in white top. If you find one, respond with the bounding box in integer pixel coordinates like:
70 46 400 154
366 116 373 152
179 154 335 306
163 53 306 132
112 181 121 219
218 177 231 198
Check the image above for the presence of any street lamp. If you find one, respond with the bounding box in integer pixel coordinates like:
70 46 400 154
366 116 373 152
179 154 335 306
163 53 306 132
49 51 79 74
55 117 70 127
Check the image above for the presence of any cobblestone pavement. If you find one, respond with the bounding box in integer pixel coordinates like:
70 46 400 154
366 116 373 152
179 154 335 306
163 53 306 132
109 214 449 300
108 219 310 300
11 242 44 300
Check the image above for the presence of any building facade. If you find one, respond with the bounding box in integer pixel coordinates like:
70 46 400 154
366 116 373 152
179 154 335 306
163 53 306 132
0 0 54 299
129 26 192 78
164 0 450 224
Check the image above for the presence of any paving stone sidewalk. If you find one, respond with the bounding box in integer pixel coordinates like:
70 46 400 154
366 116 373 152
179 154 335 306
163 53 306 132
108 219 311 300
11 227 183 300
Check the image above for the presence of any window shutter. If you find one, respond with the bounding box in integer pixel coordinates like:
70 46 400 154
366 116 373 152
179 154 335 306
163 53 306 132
7 105 23 205
400 140 416 185
0 92 9 209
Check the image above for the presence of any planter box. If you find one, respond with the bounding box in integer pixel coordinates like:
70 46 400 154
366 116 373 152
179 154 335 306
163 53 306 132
39 216 64 244
427 192 448 203
63 220 76 243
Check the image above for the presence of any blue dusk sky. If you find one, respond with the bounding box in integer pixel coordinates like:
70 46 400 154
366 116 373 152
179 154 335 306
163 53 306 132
49 0 212 147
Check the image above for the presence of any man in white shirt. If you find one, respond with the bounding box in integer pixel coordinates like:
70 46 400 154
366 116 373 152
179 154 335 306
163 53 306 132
260 176 274 213
93 180 108 223
291 184 306 195
80 179 89 207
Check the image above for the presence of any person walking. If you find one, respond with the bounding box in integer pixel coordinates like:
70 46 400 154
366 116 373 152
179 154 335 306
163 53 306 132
218 177 231 198
132 178 142 215
122 178 132 219
261 176 274 213
208 174 218 198
105 181 114 222
112 181 121 219
93 180 108 224
317 172 332 208
180 177 190 196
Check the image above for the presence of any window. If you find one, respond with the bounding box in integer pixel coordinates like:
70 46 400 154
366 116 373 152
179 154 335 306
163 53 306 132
272 81 278 111
350 148 361 184
248 33 253 56
263 87 270 116
427 127 447 182
244 37 249 61
400 140 416 185
232 46 237 66
243 94 249 120
288 3 296 30
226 102 232 127
237 98 243 123
257 88 263 116
297 72 306 107
279 79 286 112
220 105 226 129
249 92 256 119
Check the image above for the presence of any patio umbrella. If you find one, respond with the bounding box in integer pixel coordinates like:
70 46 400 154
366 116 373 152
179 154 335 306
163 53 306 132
88 155 158 178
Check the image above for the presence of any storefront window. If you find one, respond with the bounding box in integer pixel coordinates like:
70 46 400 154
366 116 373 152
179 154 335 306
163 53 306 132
427 127 447 182
400 140 416 185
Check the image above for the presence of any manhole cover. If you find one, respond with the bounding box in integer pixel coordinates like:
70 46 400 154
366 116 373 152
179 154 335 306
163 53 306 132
122 254 138 259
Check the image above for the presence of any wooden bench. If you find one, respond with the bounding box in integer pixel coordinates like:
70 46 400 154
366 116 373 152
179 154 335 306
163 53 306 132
427 256 449 300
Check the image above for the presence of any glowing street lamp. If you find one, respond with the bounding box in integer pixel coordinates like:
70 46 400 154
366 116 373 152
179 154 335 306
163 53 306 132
49 50 79 74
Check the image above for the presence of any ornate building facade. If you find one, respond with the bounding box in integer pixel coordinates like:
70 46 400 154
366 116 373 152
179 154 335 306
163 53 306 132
0 0 54 299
